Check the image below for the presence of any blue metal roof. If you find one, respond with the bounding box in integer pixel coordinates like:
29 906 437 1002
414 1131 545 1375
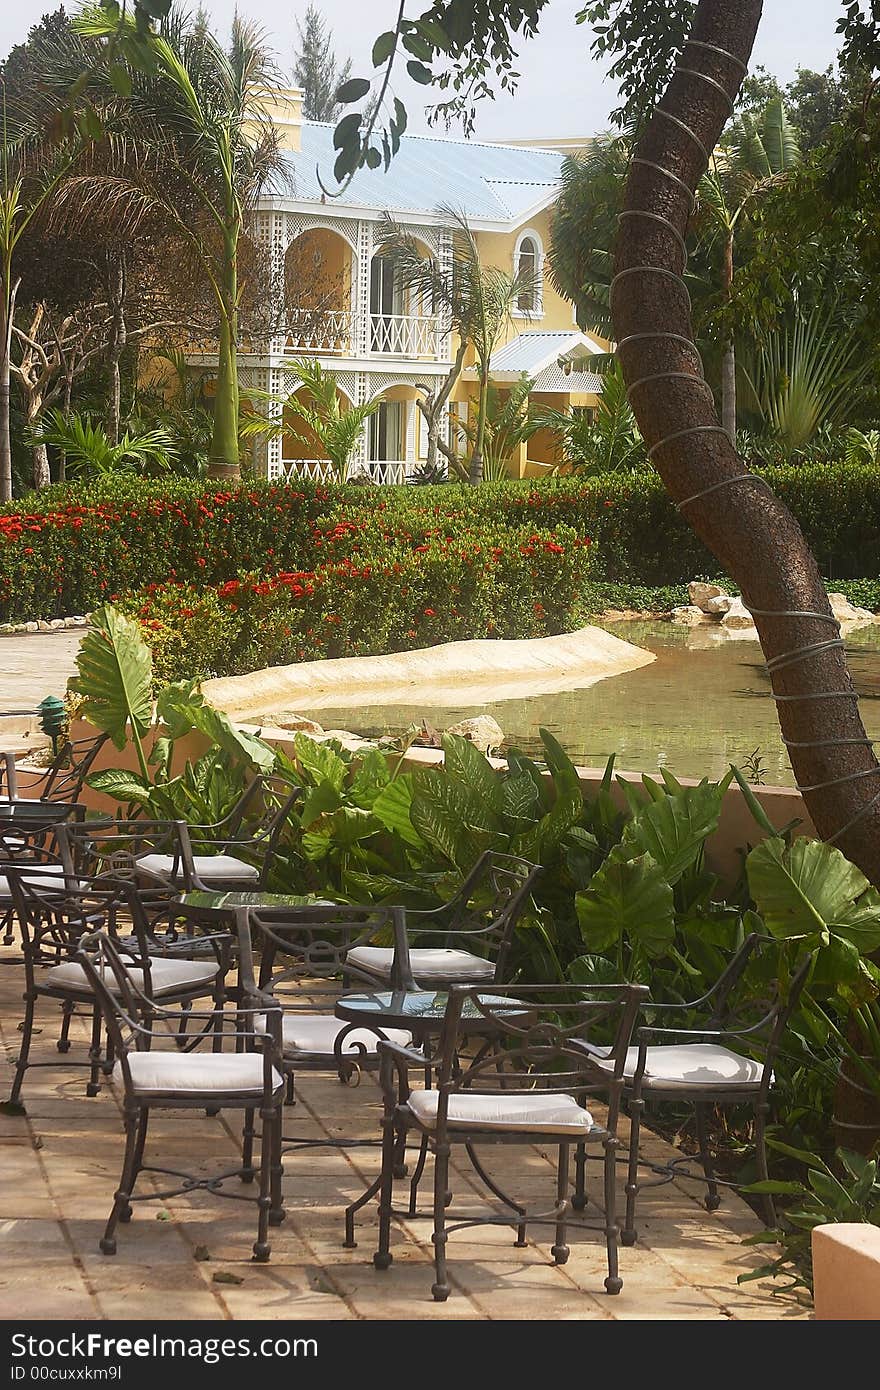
274 123 564 224
489 331 602 374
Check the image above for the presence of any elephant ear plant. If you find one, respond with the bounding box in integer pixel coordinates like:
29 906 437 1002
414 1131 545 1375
69 604 282 824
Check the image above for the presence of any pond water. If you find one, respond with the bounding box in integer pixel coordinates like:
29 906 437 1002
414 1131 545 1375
276 621 880 787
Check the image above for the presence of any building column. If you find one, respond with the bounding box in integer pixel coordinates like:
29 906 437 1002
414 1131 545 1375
355 220 373 358
269 211 289 357
265 364 286 479
437 227 453 360
352 370 369 466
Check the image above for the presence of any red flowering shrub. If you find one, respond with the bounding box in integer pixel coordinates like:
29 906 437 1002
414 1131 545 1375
114 524 592 682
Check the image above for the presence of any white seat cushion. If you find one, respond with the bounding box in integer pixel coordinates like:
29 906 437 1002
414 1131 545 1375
44 957 219 996
136 852 259 884
591 1043 767 1090
406 1089 595 1135
0 865 68 900
256 1012 411 1057
347 945 495 983
115 1051 282 1097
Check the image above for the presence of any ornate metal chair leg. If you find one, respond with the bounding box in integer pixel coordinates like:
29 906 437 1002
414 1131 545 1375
622 1094 643 1246
408 1134 429 1216
241 1107 256 1183
572 1141 587 1211
86 1006 103 1097
252 1101 274 1262
373 1109 398 1270
176 1000 192 1049
268 1110 286 1227
56 999 74 1053
101 1107 141 1255
431 1142 451 1302
121 1108 150 1222
696 1102 721 1212
603 1134 622 1295
551 1143 570 1264
3 990 36 1112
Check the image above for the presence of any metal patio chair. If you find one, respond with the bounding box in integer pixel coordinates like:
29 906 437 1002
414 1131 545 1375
372 982 648 1301
75 930 285 1261
240 903 417 1095
578 936 813 1242
0 824 75 955
133 776 301 893
4 874 228 1109
344 850 542 989
0 729 109 805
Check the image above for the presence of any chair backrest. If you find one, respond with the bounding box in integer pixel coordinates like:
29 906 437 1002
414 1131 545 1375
37 731 110 804
241 903 416 1001
418 851 542 981
57 817 191 891
6 871 151 979
184 775 301 887
0 824 73 876
429 983 650 1138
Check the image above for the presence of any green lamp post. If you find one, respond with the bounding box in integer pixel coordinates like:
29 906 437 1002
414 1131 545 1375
37 695 67 756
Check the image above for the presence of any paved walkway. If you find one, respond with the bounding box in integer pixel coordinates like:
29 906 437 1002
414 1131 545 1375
0 953 809 1322
0 632 81 712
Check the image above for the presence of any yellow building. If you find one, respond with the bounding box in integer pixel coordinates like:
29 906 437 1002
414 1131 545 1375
195 88 606 482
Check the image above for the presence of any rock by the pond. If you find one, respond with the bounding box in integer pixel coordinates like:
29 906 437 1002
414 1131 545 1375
705 594 734 615
688 581 725 613
670 605 711 627
445 715 505 754
721 597 756 631
828 593 874 627
273 713 325 736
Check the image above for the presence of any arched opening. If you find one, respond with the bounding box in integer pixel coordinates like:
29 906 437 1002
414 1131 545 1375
370 239 440 357
281 381 354 477
285 228 354 354
515 230 543 315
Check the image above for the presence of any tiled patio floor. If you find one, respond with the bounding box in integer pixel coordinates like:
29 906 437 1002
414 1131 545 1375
0 955 810 1321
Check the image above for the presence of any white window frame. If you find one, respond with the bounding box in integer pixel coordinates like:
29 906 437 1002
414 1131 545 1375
513 228 545 318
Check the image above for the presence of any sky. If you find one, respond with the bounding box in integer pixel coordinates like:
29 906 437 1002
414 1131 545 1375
1 1 846 141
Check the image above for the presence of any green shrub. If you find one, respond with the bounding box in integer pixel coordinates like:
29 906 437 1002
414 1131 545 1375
116 524 593 681
3 462 880 624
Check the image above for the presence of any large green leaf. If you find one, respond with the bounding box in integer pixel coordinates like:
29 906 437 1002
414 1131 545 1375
69 604 153 752
372 775 423 848
348 749 391 810
156 683 276 772
576 853 675 956
747 837 873 941
87 766 154 808
619 782 724 885
441 733 504 813
292 732 347 791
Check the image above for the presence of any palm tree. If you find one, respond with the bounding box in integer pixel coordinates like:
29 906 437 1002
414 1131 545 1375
452 373 538 481
253 359 381 482
547 132 631 338
532 362 646 474
377 207 540 484
742 300 872 455
54 7 285 479
694 98 801 438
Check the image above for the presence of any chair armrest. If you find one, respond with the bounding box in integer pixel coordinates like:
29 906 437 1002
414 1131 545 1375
377 1039 428 1069
378 1038 432 1105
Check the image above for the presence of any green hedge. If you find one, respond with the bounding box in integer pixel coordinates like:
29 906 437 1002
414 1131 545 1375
2 462 880 623
116 524 593 682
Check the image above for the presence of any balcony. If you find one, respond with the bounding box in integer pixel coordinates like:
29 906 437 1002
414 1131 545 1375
370 313 442 359
284 309 354 356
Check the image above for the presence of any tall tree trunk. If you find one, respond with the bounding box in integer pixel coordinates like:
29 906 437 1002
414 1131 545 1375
58 367 73 484
613 0 880 886
105 249 127 445
31 440 49 490
209 233 241 480
0 301 11 503
721 231 736 441
470 368 489 485
615 0 880 1148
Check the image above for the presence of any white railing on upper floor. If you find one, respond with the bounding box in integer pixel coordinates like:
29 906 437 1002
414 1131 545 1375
270 458 413 486
370 313 441 358
283 309 355 355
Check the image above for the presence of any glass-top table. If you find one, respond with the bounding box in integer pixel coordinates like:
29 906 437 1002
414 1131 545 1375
335 988 530 1036
178 890 335 915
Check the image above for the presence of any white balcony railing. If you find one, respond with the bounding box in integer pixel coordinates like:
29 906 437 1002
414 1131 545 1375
370 313 441 358
284 309 354 355
272 458 412 486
